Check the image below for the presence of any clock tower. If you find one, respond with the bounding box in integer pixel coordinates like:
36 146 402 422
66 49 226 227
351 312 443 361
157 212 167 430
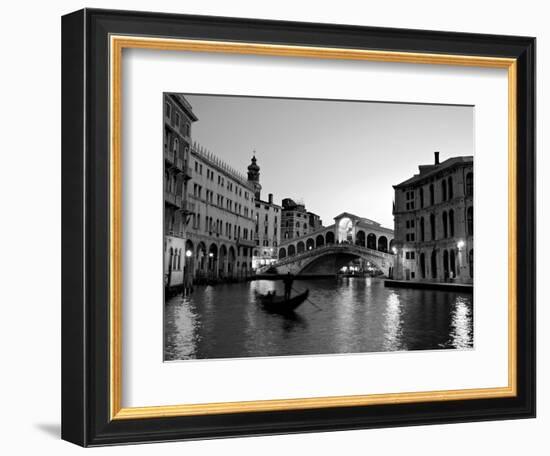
247 154 262 200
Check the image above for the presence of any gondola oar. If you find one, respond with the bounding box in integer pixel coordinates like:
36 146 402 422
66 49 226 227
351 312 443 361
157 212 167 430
292 286 322 311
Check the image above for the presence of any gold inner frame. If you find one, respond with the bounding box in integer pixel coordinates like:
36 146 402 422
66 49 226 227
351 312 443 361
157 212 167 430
109 35 517 420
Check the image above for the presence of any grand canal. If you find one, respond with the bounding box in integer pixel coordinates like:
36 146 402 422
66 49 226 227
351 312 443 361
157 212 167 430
164 278 473 361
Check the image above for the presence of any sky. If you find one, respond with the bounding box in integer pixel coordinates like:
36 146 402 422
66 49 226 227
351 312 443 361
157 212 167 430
182 94 473 228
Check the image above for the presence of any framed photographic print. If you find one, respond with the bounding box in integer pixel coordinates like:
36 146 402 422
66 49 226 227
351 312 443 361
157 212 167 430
61 8 536 446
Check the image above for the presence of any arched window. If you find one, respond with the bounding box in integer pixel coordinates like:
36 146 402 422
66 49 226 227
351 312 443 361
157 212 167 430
326 231 335 245
448 176 453 199
450 249 456 277
469 249 474 278
168 248 174 271
173 137 179 153
297 242 305 253
431 250 437 279
288 245 296 256
420 217 425 241
177 249 182 270
442 211 448 238
170 214 175 232
420 252 426 279
466 172 473 196
443 250 449 280
429 183 435 205
430 213 436 240
306 238 315 250
449 209 455 237
467 206 473 236
442 179 447 202
420 187 424 208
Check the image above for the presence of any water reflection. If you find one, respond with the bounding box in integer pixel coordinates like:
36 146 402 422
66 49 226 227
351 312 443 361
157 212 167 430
383 292 404 351
448 296 474 349
164 278 473 361
164 294 200 360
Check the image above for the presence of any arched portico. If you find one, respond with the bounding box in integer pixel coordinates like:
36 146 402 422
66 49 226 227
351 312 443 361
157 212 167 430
378 236 388 253
367 233 376 250
196 242 206 276
208 243 218 278
316 234 325 248
337 217 354 243
184 240 194 284
356 230 365 247
228 246 236 278
219 244 227 278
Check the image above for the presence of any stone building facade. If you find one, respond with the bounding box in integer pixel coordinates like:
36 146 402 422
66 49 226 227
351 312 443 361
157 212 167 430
392 152 474 284
252 193 281 269
182 145 257 283
163 94 197 289
246 156 282 270
281 198 324 240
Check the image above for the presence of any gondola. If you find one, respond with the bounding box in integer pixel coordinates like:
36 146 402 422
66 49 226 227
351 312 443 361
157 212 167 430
257 289 309 314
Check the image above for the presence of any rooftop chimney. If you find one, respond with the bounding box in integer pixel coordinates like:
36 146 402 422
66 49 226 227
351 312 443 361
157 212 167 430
268 193 273 204
434 151 440 165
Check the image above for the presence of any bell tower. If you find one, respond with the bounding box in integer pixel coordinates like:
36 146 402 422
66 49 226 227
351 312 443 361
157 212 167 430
247 153 262 200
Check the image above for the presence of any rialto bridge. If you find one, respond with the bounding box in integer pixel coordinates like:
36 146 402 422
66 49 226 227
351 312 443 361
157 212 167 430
265 212 396 276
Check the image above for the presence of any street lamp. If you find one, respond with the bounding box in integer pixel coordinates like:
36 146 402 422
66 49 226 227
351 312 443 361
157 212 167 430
208 252 214 258
185 250 193 257
457 240 465 250
392 246 397 254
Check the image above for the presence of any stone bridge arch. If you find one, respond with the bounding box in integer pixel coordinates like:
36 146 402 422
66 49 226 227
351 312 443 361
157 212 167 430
273 244 394 277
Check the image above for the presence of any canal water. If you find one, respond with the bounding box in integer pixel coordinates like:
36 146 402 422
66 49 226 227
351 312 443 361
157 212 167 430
164 278 473 361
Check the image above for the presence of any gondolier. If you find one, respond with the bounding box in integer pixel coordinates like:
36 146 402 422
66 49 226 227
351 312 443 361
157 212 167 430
283 272 294 300
257 288 309 314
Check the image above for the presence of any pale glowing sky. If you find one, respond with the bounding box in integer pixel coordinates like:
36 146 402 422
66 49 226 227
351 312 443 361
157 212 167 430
183 94 473 228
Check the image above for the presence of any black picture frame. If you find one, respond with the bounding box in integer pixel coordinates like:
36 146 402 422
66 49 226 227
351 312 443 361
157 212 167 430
62 8 536 447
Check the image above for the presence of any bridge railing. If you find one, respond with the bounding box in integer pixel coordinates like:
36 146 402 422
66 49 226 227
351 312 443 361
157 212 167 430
267 243 394 270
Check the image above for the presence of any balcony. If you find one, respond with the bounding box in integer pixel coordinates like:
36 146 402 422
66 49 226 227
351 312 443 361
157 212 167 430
180 200 195 214
166 229 184 238
164 148 175 166
164 148 186 172
237 237 256 248
164 191 182 208
182 162 192 180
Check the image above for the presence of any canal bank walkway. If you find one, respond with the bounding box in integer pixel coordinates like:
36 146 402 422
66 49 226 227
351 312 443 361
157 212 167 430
384 279 473 293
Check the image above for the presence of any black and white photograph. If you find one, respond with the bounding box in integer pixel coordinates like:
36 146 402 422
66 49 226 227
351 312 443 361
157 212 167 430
163 93 474 361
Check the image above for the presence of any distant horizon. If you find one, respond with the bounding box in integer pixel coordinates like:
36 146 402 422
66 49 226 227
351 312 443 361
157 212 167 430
180 94 474 228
